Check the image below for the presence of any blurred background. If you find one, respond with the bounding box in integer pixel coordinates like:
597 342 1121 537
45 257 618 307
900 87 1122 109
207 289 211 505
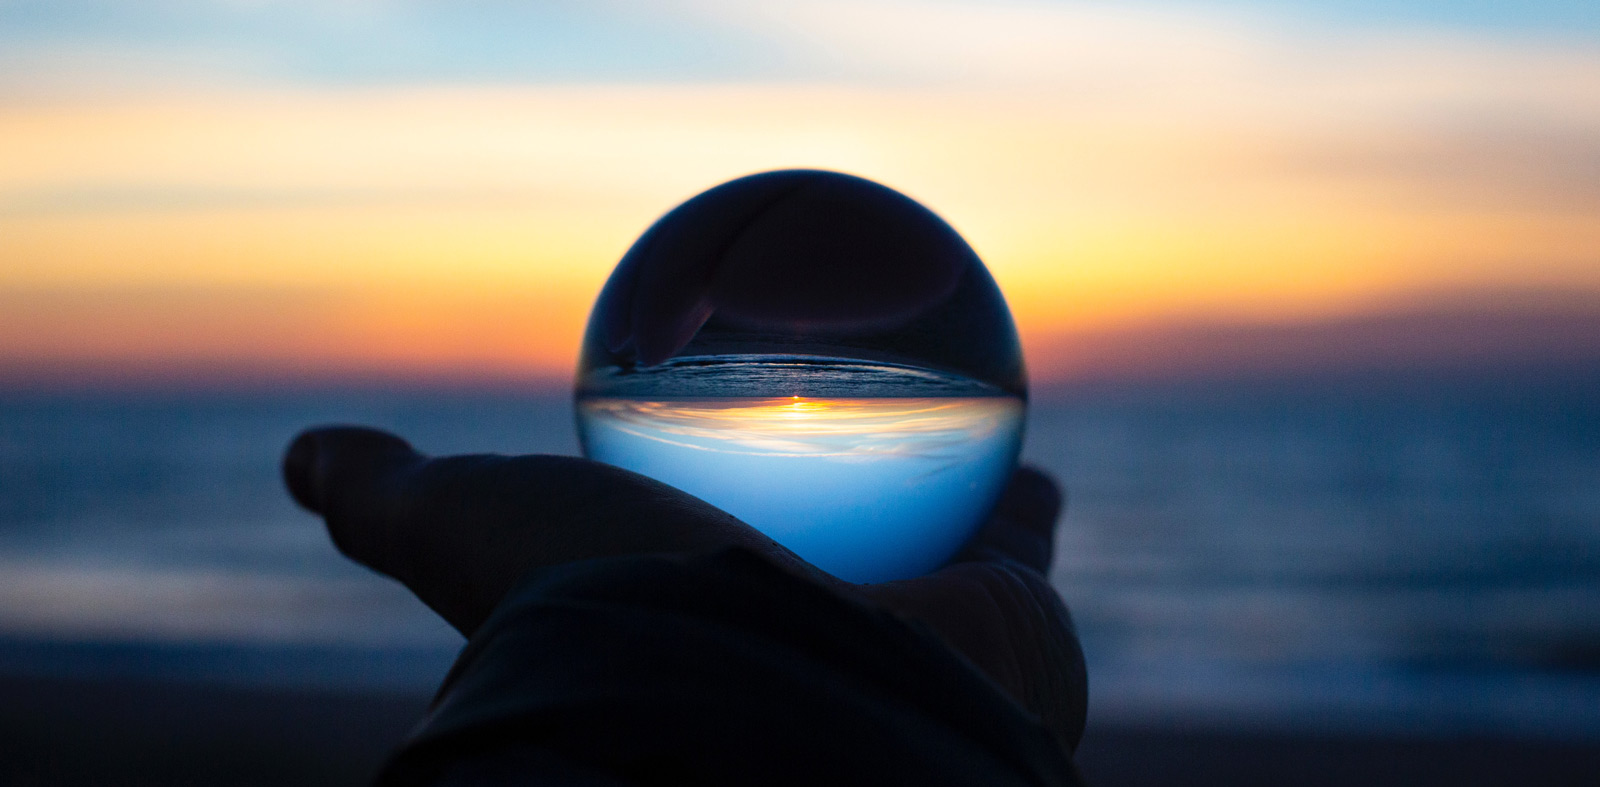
2 1 1598 784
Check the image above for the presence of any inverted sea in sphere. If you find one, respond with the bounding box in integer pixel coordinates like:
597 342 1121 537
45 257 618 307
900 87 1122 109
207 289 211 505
577 395 1024 582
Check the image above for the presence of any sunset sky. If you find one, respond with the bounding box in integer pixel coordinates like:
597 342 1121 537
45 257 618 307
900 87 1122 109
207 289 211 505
2 1 1598 387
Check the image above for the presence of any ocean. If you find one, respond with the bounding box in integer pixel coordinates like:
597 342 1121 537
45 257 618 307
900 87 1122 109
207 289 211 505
2 372 1597 739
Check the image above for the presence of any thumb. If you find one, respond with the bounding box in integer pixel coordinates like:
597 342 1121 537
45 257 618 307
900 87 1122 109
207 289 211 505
285 425 567 634
284 426 425 581
283 425 824 636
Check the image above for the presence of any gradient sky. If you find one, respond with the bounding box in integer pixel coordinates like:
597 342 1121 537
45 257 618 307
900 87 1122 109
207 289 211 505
2 1 1598 386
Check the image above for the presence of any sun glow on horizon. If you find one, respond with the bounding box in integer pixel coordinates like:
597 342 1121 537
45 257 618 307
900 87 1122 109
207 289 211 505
3 3 1598 385
577 396 1021 458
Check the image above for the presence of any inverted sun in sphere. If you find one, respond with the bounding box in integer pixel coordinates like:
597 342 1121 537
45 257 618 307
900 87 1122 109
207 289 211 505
574 170 1027 583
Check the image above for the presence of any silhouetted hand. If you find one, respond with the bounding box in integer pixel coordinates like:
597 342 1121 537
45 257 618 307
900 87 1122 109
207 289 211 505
282 426 1087 752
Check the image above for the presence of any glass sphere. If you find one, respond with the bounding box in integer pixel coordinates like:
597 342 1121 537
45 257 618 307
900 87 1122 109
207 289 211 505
575 170 1027 583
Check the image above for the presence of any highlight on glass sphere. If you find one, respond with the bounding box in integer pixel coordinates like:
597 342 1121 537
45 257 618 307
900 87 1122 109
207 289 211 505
575 169 1027 583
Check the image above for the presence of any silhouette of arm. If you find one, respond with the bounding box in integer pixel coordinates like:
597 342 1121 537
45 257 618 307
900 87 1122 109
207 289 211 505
284 427 1087 785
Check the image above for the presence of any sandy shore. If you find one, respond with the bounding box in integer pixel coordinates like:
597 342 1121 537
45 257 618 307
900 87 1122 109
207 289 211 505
4 673 1597 786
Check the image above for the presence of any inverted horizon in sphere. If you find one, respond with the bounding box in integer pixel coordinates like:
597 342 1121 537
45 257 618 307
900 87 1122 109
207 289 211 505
578 394 1025 583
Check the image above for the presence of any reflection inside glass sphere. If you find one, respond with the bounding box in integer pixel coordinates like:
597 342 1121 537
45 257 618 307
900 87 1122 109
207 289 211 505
574 169 1028 582
578 356 1023 582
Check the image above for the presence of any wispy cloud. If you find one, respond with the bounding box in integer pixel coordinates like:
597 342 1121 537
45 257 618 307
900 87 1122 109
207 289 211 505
1 1 1596 383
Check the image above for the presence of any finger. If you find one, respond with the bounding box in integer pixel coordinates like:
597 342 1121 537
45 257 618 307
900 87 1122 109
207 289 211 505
857 468 1083 752
953 465 1064 573
859 562 1087 753
284 426 825 636
283 426 424 573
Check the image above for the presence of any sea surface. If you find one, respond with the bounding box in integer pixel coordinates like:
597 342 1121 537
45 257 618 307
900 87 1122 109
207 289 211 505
2 372 1597 738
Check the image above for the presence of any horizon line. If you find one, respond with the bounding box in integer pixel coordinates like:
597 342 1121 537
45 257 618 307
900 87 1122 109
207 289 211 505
5 297 1597 395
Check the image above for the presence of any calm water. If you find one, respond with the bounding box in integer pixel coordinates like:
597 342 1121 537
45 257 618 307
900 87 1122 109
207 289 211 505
1 373 1597 736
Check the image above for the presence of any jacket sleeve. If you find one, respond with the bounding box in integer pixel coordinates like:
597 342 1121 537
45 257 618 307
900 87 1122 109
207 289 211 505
375 546 1083 787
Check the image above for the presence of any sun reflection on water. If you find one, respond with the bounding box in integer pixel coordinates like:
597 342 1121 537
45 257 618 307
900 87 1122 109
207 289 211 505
578 397 1023 460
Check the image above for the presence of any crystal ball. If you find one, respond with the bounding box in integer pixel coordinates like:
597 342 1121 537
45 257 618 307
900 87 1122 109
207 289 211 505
575 170 1027 583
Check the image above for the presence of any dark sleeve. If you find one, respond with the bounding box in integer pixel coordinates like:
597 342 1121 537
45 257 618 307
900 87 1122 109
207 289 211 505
375 547 1083 786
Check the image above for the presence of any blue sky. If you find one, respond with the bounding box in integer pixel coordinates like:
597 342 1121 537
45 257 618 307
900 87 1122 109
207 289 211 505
2 0 1596 89
1203 0 1599 35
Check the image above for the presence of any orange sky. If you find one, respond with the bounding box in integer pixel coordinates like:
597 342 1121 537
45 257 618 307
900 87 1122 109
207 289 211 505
3 5 1599 387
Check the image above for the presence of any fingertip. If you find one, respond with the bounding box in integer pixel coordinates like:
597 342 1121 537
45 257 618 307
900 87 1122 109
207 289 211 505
1000 465 1063 530
283 430 323 513
950 466 1063 573
282 426 419 516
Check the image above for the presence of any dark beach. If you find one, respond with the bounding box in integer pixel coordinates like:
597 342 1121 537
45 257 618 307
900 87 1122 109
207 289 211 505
6 672 1598 786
